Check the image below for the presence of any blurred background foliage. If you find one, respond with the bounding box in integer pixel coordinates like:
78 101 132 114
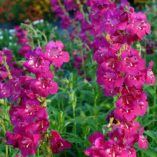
0 0 53 24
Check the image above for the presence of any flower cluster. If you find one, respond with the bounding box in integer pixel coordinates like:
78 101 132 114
50 0 93 79
6 100 49 156
0 48 23 99
1 39 71 156
84 0 155 157
15 26 31 57
50 1 155 156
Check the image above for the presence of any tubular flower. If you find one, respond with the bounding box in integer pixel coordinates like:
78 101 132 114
85 0 155 157
2 39 70 156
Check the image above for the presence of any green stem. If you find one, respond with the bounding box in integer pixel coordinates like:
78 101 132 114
47 146 52 157
5 145 8 157
3 56 12 79
72 92 77 134
37 147 40 157
22 24 41 47
0 118 7 153
36 30 48 44
69 82 77 134
42 31 48 44
94 86 98 116
1 100 9 157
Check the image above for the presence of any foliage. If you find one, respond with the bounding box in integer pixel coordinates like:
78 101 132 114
0 0 52 23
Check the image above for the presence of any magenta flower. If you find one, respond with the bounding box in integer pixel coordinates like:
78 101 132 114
127 12 150 40
18 44 31 57
3 48 13 63
138 135 148 150
0 82 10 98
15 26 29 45
85 132 106 157
145 61 156 85
84 0 154 156
50 130 72 154
88 132 105 145
24 49 50 75
75 11 84 21
120 47 146 75
7 98 49 156
6 132 22 148
3 28 70 157
18 134 41 157
64 0 78 11
9 101 48 127
44 41 70 67
30 76 58 97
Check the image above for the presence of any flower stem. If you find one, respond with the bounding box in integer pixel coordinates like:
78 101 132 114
3 55 12 79
5 145 8 157
72 91 77 134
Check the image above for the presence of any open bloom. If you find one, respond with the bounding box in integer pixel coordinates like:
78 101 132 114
50 130 72 154
44 41 70 67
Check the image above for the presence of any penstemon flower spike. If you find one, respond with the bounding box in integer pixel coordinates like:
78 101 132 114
0 26 71 156
50 1 155 156
84 0 155 157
